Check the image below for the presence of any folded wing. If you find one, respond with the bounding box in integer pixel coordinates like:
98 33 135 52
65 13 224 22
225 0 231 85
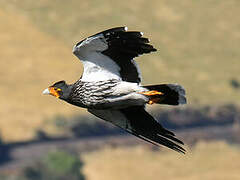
73 27 156 83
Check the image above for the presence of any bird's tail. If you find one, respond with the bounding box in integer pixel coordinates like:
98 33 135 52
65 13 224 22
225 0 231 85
141 84 186 105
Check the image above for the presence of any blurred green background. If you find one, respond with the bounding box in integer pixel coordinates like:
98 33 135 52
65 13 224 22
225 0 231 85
0 0 240 179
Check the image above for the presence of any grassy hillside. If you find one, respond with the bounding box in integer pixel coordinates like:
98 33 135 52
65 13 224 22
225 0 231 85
0 8 86 141
0 0 239 141
0 141 238 179
83 141 240 180
2 0 240 105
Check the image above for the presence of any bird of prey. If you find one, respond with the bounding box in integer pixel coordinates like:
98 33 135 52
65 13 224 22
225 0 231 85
43 27 187 153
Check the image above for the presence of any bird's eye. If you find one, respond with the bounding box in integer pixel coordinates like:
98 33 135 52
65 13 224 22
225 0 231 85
56 88 62 92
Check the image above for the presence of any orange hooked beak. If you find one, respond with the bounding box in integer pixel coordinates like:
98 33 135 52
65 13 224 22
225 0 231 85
42 87 61 98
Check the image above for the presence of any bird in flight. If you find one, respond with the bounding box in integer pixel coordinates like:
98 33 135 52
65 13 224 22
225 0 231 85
43 27 187 153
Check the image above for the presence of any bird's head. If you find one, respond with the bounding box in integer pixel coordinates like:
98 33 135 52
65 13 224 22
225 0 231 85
42 80 71 100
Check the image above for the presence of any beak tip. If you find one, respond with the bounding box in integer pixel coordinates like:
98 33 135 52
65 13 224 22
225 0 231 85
42 88 50 95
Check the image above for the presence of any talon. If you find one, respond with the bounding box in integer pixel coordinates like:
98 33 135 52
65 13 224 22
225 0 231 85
139 91 164 105
148 98 161 105
148 100 154 105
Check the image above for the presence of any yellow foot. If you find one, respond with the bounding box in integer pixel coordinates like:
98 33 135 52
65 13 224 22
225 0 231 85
148 98 161 105
138 91 164 105
138 90 164 96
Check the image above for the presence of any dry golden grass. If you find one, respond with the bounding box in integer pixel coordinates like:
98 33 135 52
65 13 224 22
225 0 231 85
0 0 240 141
0 9 87 141
83 141 240 180
1 0 240 105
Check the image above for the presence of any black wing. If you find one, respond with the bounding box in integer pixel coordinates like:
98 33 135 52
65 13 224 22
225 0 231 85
73 27 156 83
101 27 156 83
88 106 185 153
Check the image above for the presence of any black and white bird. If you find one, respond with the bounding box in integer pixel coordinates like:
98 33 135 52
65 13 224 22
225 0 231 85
43 27 187 153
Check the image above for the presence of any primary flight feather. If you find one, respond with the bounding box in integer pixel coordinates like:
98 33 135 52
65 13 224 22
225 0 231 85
43 27 187 153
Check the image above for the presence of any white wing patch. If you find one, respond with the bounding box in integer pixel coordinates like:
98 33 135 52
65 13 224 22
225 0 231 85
78 52 121 82
73 34 121 82
131 59 142 83
72 27 156 83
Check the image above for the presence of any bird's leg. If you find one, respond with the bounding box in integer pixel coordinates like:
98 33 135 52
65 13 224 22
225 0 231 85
139 90 163 96
138 91 164 105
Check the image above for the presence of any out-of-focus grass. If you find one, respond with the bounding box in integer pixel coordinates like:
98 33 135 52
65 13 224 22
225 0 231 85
83 141 240 180
0 8 85 141
23 150 85 180
2 0 240 105
0 0 239 141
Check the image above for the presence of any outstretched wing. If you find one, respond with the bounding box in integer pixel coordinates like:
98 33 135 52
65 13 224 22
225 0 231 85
88 106 185 153
73 27 156 84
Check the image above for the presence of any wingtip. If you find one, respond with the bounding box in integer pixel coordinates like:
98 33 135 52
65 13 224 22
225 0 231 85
176 148 186 154
179 96 187 105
